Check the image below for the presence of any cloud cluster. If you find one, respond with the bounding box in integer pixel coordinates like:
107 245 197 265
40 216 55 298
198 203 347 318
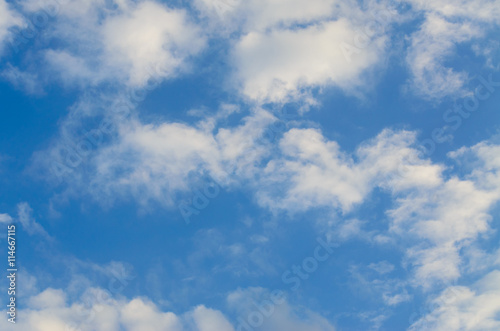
53 107 276 207
253 128 500 288
40 101 500 292
409 270 500 330
14 0 206 88
3 1 500 330
0 286 337 331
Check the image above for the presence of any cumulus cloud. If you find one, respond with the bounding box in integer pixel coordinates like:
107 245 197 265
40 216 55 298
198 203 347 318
387 141 500 288
102 1 206 87
0 286 337 331
87 109 274 206
255 128 500 288
256 128 442 213
191 306 234 331
37 106 275 208
35 92 500 290
409 270 500 331
232 18 387 104
0 287 184 331
20 0 206 88
193 0 398 104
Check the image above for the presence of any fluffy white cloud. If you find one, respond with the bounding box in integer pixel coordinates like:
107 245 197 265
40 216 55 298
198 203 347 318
0 286 337 331
0 212 13 223
193 0 397 104
191 306 234 331
254 127 500 288
256 128 442 212
121 298 183 331
409 270 500 331
0 287 184 331
35 86 500 291
44 107 275 207
102 1 206 87
389 177 496 288
21 0 206 88
37 101 500 290
232 18 387 104
387 141 500 288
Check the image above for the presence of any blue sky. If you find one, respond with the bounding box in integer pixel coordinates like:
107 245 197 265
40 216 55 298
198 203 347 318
0 0 500 330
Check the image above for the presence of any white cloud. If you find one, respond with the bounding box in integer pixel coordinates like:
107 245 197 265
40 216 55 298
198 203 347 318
0 286 336 331
45 108 275 208
256 128 442 213
192 0 398 104
121 298 183 331
102 1 206 87
16 202 52 239
191 306 234 331
232 18 387 104
257 127 367 211
348 264 411 308
1 64 44 95
0 212 13 223
240 0 335 31
228 287 336 331
0 0 23 54
195 0 336 32
406 14 482 99
409 270 500 331
387 141 500 288
37 110 500 291
29 288 67 309
254 127 500 289
22 0 206 88
369 261 395 275
407 0 500 23
405 0 500 99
